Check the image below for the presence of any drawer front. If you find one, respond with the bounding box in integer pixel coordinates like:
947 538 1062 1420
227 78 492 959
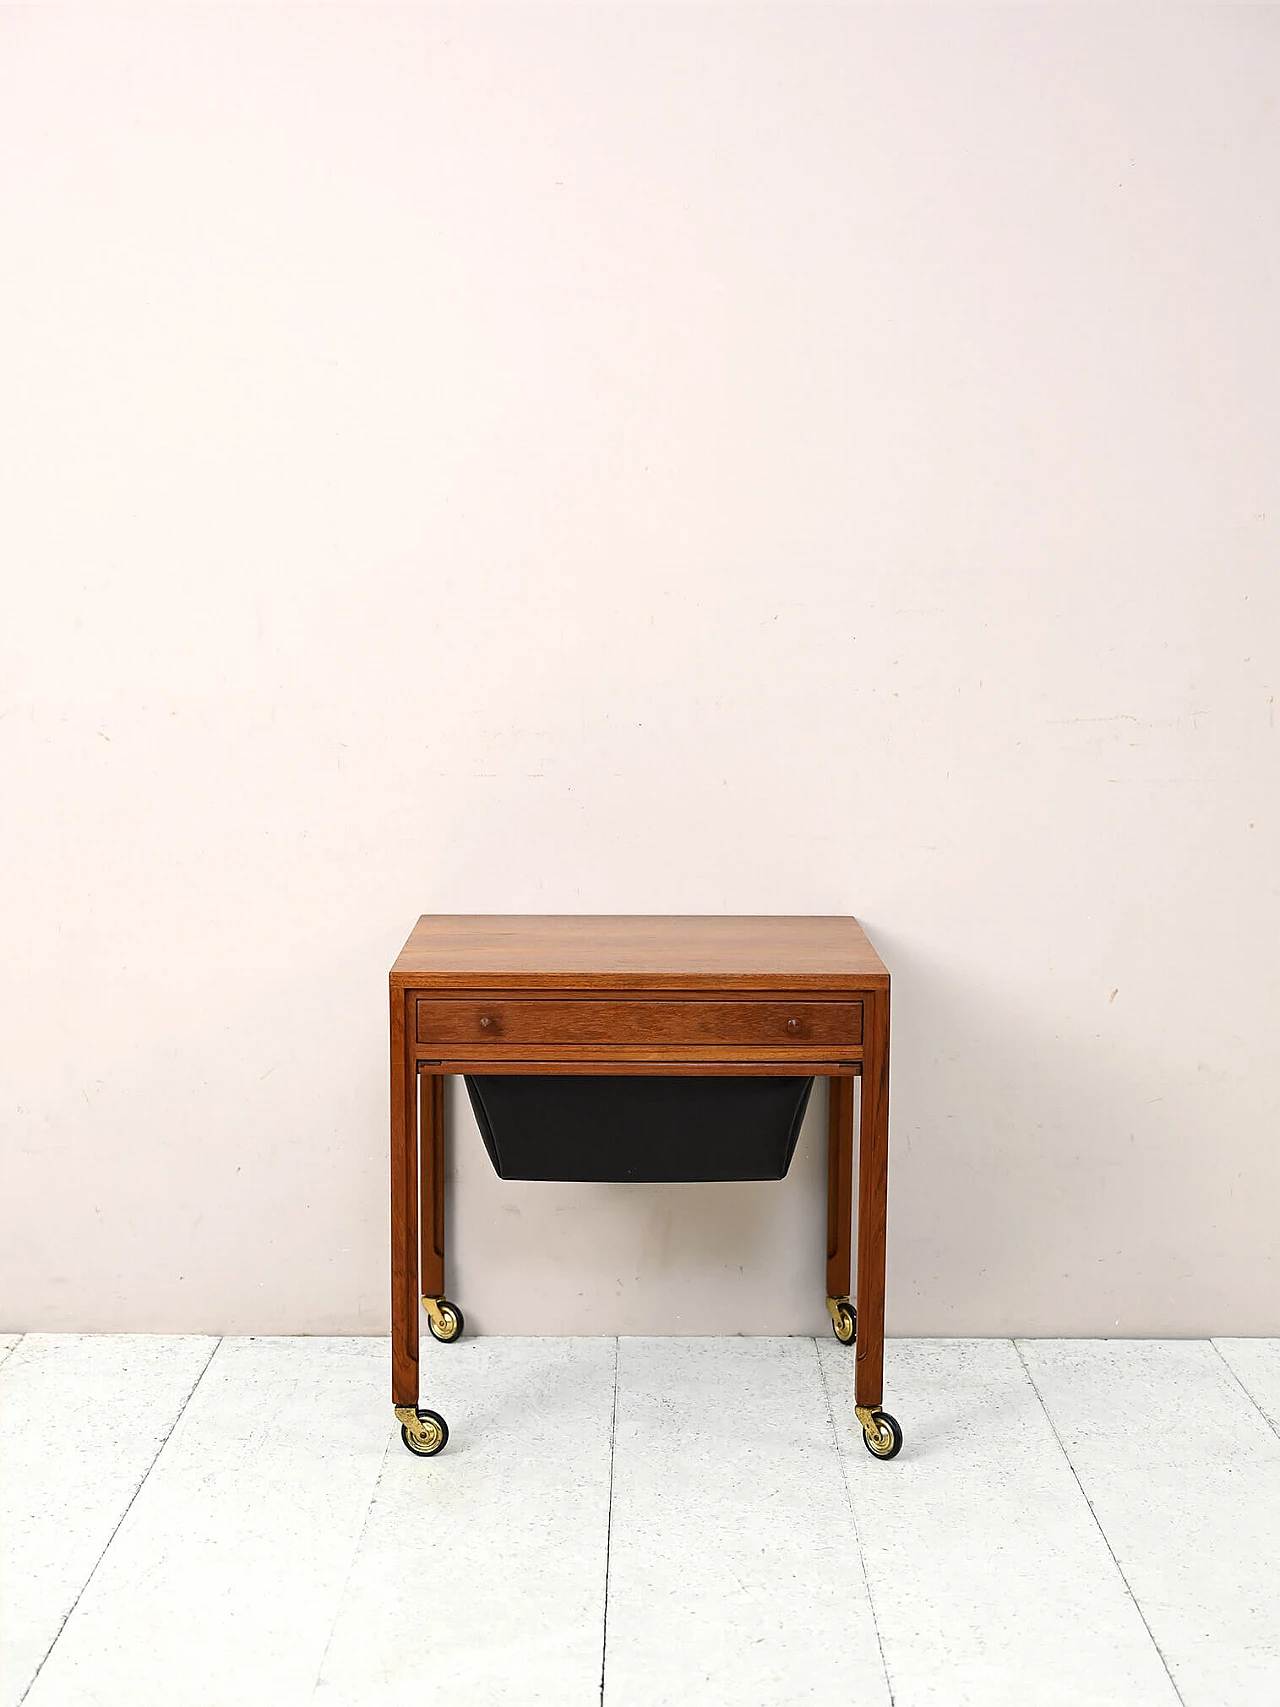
415 998 863 1049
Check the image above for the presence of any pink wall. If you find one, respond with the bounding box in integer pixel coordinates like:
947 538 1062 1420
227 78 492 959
2 4 1277 1333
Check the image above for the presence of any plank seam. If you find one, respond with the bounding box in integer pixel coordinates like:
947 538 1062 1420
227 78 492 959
16 1335 224 1707
598 1337 621 1707
1208 1340 1280 1442
1012 1340 1187 1707
815 1338 896 1707
308 1416 397 1701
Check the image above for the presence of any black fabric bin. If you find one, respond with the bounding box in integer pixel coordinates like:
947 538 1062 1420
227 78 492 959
463 1073 815 1183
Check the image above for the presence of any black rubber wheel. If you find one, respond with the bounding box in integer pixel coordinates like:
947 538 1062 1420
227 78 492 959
862 1410 903 1460
427 1300 465 1344
400 1407 449 1457
832 1302 856 1345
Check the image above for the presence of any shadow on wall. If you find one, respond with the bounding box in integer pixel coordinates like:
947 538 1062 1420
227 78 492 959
449 1071 833 1338
12 916 1275 1338
446 931 1279 1339
878 930 1279 1338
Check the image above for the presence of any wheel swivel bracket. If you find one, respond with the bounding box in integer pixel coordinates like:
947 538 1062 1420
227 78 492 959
826 1295 853 1330
854 1404 894 1452
421 1296 451 1337
395 1404 445 1453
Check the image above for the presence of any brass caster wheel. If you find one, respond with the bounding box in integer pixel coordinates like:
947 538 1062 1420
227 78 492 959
423 1297 465 1343
855 1405 903 1460
395 1405 449 1457
826 1296 856 1345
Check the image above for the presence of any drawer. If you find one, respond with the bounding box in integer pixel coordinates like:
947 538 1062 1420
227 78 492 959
415 998 863 1049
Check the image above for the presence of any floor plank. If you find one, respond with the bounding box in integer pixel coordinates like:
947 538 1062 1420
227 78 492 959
22 1337 388 1707
315 1337 616 1707
602 1336 891 1707
1213 1338 1280 1439
10 1335 1276 1707
819 1338 1179 1707
1019 1339 1280 1707
0 1334 216 1707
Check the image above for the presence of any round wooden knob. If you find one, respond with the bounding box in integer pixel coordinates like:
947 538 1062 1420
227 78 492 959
787 1017 802 1033
478 1016 492 1029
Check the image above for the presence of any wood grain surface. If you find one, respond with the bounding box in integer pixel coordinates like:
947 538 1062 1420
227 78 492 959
415 997 864 1049
855 989 890 1408
392 915 889 990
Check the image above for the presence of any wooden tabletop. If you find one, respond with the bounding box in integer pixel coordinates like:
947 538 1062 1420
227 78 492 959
390 915 888 991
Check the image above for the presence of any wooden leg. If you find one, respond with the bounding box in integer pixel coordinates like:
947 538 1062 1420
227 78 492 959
855 989 890 1409
419 1073 445 1301
826 1075 854 1301
390 991 419 1408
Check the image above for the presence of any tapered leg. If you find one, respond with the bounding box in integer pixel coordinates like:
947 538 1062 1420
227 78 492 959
419 1073 445 1300
416 1072 465 1345
826 1074 855 1302
854 989 890 1409
389 991 419 1407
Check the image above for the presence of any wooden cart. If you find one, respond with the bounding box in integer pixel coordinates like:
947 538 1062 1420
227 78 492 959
389 915 900 1460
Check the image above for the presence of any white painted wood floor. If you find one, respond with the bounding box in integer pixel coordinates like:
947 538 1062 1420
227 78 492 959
3 1335 1279 1707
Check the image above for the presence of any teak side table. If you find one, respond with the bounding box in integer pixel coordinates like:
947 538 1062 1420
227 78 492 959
388 914 902 1460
